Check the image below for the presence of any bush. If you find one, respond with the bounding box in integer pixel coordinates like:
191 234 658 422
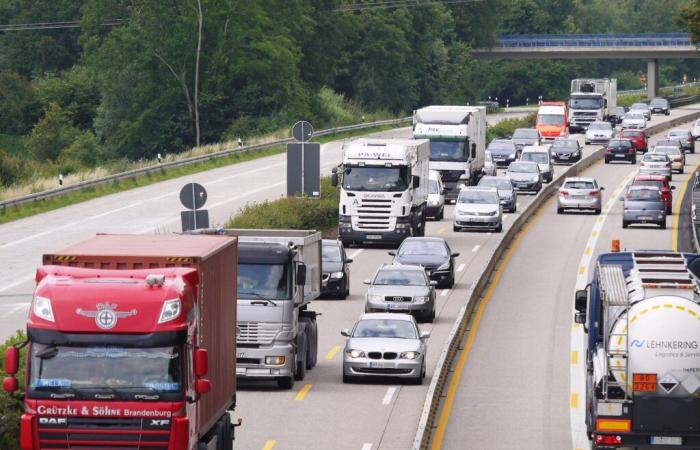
26 102 80 162
227 178 339 233
0 330 27 450
618 94 646 108
486 112 536 142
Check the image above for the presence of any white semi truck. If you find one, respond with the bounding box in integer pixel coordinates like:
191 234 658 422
413 105 487 202
569 79 618 133
575 251 700 449
332 138 430 247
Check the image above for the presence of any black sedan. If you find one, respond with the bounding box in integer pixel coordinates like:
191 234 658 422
604 139 636 164
649 97 670 115
487 139 518 167
550 138 582 164
389 237 459 289
321 239 353 299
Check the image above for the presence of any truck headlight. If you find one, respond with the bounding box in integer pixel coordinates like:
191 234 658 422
396 222 411 230
432 200 439 206
33 296 54 322
265 356 286 365
400 351 420 360
346 349 365 358
158 298 181 323
331 272 344 279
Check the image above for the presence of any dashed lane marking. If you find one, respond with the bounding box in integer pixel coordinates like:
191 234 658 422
325 346 341 360
672 158 700 251
472 245 480 253
441 289 450 297
457 264 465 272
262 440 276 450
361 444 373 450
295 384 313 401
382 387 397 405
438 227 445 235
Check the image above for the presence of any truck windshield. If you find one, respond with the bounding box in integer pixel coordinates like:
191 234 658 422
342 165 409 192
428 141 467 162
569 97 603 110
28 344 182 400
537 114 564 125
239 263 291 300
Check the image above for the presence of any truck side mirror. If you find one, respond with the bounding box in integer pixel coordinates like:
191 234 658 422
4 346 18 375
296 263 307 286
331 167 338 187
470 143 477 159
195 378 211 395
412 175 420 188
194 348 209 378
574 312 586 325
574 289 588 313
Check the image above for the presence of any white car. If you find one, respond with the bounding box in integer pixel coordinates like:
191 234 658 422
585 121 614 145
482 151 497 177
691 118 700 141
453 186 502 232
621 112 646 130
520 145 553 183
426 170 445 220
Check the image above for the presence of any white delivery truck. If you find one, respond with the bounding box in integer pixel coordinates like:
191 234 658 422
331 139 430 247
575 251 700 449
568 79 617 133
413 105 487 202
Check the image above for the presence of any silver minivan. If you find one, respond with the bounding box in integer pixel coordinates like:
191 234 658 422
427 170 445 220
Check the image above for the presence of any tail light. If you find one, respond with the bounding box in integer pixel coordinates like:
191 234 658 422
594 435 623 446
640 161 646 166
666 162 671 167
590 191 600 197
629 147 635 153
606 147 613 153
559 190 569 197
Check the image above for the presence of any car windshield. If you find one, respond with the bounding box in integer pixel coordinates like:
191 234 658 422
487 140 514 151
238 263 291 300
322 244 342 263
633 180 664 189
564 181 595 189
399 240 448 256
628 189 660 201
552 140 578 150
631 103 648 110
654 147 680 155
657 140 679 147
29 344 182 398
625 113 644 120
589 123 611 130
609 140 631 147
644 154 669 162
650 99 667 107
342 165 409 192
429 140 467 162
353 319 417 339
513 129 538 139
669 131 687 138
509 162 538 173
479 178 512 190
569 97 603 109
537 114 565 125
621 131 642 138
458 190 499 204
373 269 427 286
521 152 548 163
429 179 440 194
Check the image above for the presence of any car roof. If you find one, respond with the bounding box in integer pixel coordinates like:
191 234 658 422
564 177 595 183
522 145 550 152
669 129 690 133
461 186 498 193
360 312 415 322
377 263 424 272
480 175 511 182
634 174 667 182
629 185 660 191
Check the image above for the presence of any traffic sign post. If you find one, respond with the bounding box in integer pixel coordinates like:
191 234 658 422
287 121 320 198
179 182 210 232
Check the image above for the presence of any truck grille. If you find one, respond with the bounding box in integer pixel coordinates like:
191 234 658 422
439 170 464 182
356 199 392 231
237 322 277 345
38 416 170 449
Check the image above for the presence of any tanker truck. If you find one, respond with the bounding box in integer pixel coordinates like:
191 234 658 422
574 250 700 449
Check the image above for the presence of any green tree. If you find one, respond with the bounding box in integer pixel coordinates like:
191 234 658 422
0 71 39 134
26 102 80 162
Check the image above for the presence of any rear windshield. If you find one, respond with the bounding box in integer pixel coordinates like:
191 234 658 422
669 131 688 137
609 140 631 147
621 130 642 137
644 154 669 162
628 189 660 201
521 152 549 163
488 140 514 151
654 147 680 155
564 181 595 189
633 180 663 189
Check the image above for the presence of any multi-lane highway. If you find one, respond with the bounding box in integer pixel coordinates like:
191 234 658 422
1 104 698 450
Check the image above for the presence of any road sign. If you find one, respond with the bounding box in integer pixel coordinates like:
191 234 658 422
292 121 313 142
287 142 320 197
180 183 207 210
181 210 210 232
640 73 647 83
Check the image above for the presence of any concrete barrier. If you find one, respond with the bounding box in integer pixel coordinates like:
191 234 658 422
413 106 700 450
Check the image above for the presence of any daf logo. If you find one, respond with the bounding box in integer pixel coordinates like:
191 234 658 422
39 417 67 425
76 302 137 330
150 419 170 426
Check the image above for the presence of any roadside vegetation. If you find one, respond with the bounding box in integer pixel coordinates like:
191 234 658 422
486 113 537 142
0 331 26 450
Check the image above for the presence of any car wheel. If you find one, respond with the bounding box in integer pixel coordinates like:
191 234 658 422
680 166 684 174
604 158 609 164
495 223 502 233
339 280 348 300
438 207 444 220
557 207 564 214
585 141 590 145
667 206 672 215
342 373 354 384
278 376 294 390
622 221 629 229
660 220 667 230
453 225 459 232
412 365 424 385
594 208 601 215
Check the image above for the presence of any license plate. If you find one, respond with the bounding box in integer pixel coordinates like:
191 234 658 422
615 154 626 158
651 437 682 445
388 303 407 310
369 361 394 369
559 155 569 159
571 195 585 199
639 216 653 220
366 235 382 240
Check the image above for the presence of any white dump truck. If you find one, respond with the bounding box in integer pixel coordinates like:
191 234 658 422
332 139 430 247
413 105 487 202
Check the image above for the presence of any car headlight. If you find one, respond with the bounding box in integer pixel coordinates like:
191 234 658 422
346 349 365 358
432 200 439 206
532 176 540 182
400 351 420 360
366 294 382 302
458 183 466 189
509 153 516 159
33 296 54 322
331 272 344 279
414 296 429 303
437 262 450 271
487 210 498 216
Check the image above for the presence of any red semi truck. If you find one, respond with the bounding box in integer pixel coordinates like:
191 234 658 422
2 234 239 450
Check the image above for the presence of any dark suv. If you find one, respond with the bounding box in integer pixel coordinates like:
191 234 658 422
487 139 518 167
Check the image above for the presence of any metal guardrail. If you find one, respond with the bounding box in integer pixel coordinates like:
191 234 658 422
412 106 700 450
0 117 412 210
618 82 700 97
497 33 693 48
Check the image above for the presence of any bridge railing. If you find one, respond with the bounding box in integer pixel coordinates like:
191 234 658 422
496 33 694 48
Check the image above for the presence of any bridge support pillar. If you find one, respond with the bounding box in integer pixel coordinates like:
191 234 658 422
647 59 659 99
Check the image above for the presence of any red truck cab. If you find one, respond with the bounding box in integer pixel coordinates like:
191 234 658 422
3 234 238 450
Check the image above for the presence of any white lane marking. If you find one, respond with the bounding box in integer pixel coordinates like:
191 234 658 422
503 215 509 222
348 249 365 260
0 275 35 293
361 444 373 450
1 303 28 319
569 169 636 450
457 263 465 272
472 244 480 253
382 387 396 405
440 289 450 297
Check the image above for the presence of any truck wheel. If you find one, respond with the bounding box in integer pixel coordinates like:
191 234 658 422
295 334 307 380
300 316 318 369
278 376 294 389
622 221 629 229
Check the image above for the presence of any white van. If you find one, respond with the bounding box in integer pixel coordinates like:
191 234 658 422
520 145 554 183
427 170 445 220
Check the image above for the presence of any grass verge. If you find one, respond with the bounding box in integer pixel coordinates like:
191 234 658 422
0 123 404 225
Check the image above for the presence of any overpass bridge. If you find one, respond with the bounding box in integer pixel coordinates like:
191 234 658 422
473 33 700 98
